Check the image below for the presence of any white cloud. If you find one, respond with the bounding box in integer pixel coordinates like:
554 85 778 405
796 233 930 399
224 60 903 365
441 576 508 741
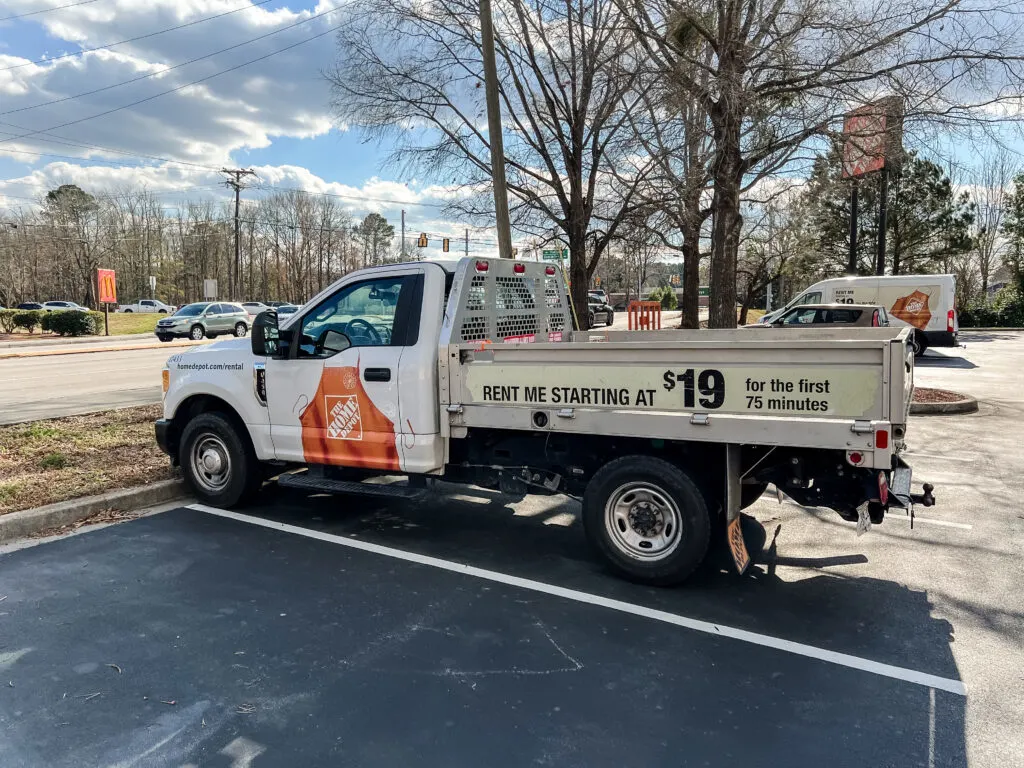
0 0 343 167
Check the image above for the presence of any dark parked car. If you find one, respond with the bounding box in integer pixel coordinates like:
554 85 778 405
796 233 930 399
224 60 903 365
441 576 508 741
16 302 44 310
587 296 614 327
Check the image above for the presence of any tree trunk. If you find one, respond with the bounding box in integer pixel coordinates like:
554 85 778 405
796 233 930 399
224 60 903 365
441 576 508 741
680 209 701 329
709 157 743 328
569 230 590 330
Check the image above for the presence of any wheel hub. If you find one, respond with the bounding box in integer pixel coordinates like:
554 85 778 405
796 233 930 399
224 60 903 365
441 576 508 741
628 503 663 537
201 448 225 474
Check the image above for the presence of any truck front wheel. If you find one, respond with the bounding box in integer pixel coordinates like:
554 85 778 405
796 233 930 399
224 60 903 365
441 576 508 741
179 412 261 507
583 456 711 586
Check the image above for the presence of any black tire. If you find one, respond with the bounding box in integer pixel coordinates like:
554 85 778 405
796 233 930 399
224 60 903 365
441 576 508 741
157 335 173 343
179 412 261 507
582 455 711 586
911 331 928 358
124 309 133 313
189 324 205 341
606 310 614 326
158 309 167 314
588 311 596 328
234 322 247 338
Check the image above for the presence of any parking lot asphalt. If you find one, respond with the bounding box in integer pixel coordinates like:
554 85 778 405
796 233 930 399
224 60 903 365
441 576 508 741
0 331 1019 767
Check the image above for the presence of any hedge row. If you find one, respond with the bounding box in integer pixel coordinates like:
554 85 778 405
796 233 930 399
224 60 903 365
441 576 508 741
959 284 1024 328
0 309 104 336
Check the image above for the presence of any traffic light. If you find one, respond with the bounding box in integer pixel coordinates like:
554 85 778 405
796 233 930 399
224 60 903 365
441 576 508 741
417 233 428 247
442 238 450 253
594 276 601 287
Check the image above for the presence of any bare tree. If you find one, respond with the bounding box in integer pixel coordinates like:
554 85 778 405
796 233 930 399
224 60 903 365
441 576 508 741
970 151 1018 301
622 0 1024 327
328 0 655 327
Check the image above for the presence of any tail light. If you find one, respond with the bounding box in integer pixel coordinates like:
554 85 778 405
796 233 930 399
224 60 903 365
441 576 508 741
877 472 889 505
513 263 526 274
947 309 955 333
545 266 556 275
875 429 889 450
475 260 489 272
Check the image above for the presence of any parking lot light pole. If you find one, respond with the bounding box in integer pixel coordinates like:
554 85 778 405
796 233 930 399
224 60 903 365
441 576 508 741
479 0 514 260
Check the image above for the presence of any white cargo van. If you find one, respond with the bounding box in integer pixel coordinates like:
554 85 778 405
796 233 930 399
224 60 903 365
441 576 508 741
763 275 957 355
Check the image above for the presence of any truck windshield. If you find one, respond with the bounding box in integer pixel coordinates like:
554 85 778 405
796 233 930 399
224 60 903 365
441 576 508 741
174 303 207 317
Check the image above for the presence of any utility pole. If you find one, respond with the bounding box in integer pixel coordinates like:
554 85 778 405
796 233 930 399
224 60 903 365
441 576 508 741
401 209 406 260
221 168 257 299
479 0 513 259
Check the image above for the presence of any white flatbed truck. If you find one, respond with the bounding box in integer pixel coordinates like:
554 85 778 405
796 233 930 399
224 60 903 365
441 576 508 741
157 258 935 584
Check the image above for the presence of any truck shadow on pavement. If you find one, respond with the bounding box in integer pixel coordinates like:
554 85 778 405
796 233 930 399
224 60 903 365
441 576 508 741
915 353 977 369
0 489 968 768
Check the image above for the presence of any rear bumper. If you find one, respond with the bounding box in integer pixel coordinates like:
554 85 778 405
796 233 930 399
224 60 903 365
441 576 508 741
923 330 957 347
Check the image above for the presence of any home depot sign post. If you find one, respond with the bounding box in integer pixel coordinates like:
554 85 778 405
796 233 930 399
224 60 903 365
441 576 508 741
841 97 904 276
96 268 116 337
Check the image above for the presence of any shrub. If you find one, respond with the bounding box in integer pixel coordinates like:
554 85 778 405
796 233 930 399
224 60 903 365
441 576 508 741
648 285 678 310
959 284 1024 327
42 310 97 337
12 310 42 333
0 309 16 334
40 452 69 470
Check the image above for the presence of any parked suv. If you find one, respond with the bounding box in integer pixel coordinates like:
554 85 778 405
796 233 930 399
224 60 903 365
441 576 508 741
42 301 88 312
155 302 249 342
748 304 890 329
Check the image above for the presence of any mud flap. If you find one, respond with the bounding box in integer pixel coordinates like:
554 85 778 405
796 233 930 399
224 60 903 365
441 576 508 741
725 444 750 574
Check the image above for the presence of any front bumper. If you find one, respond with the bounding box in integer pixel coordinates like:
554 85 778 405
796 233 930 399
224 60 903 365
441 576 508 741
155 419 173 458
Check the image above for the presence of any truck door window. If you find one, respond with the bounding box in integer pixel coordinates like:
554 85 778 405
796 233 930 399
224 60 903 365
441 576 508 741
794 292 821 306
298 275 410 358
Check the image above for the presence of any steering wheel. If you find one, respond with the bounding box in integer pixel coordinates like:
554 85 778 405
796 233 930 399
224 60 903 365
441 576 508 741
345 318 382 345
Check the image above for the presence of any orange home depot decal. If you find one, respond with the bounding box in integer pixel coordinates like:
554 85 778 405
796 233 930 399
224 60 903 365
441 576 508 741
300 365 400 470
889 289 932 330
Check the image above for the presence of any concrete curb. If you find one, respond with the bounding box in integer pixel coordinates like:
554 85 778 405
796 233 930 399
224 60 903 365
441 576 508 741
0 479 188 544
910 396 979 415
0 332 152 349
0 339 207 360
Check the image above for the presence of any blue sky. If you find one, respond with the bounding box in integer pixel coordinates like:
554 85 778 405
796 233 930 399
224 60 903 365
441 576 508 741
0 0 481 248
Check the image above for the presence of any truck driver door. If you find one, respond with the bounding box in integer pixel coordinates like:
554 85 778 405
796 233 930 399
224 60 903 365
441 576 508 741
265 270 419 470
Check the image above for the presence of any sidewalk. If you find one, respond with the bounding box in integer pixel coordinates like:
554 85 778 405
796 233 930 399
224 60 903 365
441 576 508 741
0 335 210 359
0 332 152 349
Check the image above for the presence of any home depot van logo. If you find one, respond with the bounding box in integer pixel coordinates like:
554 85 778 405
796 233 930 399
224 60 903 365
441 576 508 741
325 395 362 441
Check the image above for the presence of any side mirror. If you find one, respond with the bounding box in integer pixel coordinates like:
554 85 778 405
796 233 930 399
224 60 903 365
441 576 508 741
319 329 351 355
251 310 281 357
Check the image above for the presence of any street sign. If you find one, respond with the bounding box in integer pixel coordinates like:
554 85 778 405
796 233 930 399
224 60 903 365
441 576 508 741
148 275 156 292
542 248 568 261
97 269 117 304
698 286 710 297
203 279 218 299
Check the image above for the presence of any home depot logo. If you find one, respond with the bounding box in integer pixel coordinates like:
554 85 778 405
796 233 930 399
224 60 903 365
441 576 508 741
325 395 362 441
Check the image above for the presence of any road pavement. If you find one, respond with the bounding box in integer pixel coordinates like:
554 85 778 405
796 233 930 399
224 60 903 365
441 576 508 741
0 346 173 424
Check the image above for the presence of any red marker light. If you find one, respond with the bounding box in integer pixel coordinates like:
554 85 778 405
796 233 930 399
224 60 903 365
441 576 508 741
875 430 889 450
513 263 526 274
947 309 955 333
848 451 864 466
545 266 556 275
475 260 489 272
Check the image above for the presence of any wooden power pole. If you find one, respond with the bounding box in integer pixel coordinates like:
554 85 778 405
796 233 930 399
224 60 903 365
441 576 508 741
479 0 514 259
222 168 257 299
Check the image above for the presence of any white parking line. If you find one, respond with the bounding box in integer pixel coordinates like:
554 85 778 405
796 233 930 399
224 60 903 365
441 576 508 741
188 503 967 697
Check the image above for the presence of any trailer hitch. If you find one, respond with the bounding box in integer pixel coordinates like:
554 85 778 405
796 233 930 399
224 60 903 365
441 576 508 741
908 482 935 508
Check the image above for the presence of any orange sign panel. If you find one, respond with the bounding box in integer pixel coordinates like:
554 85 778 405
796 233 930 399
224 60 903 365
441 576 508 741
889 289 932 330
97 269 117 304
727 515 751 575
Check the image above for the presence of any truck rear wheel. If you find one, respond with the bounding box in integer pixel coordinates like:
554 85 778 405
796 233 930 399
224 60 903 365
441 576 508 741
583 456 711 586
179 412 261 508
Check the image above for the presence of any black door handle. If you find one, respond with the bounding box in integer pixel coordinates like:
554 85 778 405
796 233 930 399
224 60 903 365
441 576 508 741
364 367 391 382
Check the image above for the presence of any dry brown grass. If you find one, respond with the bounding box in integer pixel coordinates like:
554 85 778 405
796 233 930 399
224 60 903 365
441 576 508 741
0 405 175 515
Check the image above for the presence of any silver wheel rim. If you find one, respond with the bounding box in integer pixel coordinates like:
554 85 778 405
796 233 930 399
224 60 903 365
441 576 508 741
604 482 682 561
235 324 246 337
189 433 231 493
191 326 203 340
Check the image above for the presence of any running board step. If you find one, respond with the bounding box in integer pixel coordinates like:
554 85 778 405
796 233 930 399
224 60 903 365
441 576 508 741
276 472 426 500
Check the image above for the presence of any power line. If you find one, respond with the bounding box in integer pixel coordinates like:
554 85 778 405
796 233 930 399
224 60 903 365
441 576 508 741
0 21 343 146
1 4 343 117
252 183 451 209
0 0 274 72
0 0 100 23
0 131 225 172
